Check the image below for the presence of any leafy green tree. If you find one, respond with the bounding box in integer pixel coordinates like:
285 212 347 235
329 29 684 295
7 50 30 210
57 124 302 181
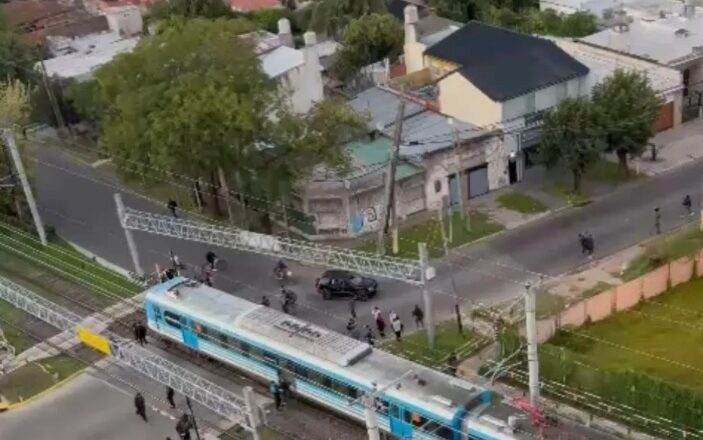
147 0 233 23
539 97 605 193
308 0 386 38
0 78 31 221
431 0 484 22
0 12 39 83
560 11 597 37
333 13 403 80
591 69 661 176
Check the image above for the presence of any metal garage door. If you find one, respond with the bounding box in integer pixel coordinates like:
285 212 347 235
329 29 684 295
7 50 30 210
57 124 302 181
467 165 489 198
655 102 674 132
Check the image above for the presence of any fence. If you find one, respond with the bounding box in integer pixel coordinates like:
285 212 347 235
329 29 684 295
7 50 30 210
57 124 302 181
536 250 703 342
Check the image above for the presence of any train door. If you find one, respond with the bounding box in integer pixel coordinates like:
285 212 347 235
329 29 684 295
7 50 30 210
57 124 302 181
389 404 413 438
181 317 200 349
146 303 160 329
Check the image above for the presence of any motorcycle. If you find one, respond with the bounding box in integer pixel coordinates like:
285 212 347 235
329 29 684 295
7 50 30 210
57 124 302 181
273 264 293 282
279 288 297 314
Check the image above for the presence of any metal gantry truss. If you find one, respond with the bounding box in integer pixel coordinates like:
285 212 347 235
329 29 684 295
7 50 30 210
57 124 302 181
0 275 251 427
120 206 429 284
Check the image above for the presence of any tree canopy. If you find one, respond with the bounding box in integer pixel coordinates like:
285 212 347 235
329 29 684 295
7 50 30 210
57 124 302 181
147 0 233 23
591 69 661 175
307 0 387 38
73 18 366 221
333 13 403 81
0 11 39 83
539 97 605 193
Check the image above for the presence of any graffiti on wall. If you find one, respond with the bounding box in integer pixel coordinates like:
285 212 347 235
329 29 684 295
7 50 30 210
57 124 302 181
351 205 380 234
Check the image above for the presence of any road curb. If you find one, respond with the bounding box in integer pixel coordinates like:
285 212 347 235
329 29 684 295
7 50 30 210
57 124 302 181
64 240 133 279
5 369 85 411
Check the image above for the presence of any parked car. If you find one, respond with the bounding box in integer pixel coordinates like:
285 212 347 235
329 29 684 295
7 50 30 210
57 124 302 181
315 270 378 301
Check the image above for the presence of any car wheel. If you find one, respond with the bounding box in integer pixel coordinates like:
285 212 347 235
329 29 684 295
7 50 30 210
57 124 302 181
358 292 369 301
322 289 332 300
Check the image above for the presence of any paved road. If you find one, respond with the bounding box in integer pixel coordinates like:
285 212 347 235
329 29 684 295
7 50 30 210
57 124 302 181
31 144 703 332
0 363 229 440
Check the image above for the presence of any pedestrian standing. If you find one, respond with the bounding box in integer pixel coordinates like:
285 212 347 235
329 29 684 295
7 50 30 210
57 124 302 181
390 311 403 341
132 323 140 344
578 233 587 255
346 317 356 334
270 381 282 410
446 352 458 377
137 322 147 345
349 298 357 319
363 325 375 346
176 414 192 440
373 307 386 338
261 295 270 307
167 200 179 218
654 207 662 235
134 392 147 422
584 233 594 257
411 304 424 329
683 194 693 217
167 386 176 409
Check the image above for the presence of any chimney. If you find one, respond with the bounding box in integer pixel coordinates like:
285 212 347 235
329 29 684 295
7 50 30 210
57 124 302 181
405 5 419 45
278 18 294 48
302 31 323 104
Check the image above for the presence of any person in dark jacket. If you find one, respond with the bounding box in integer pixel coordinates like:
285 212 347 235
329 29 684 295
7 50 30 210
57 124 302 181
411 304 424 329
134 392 147 422
167 386 176 409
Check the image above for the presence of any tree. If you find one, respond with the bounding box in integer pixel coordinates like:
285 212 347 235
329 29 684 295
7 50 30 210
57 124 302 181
147 0 233 23
308 0 386 38
591 69 661 176
333 13 403 81
0 78 31 221
431 0 484 22
539 97 605 193
76 18 367 223
0 12 39 83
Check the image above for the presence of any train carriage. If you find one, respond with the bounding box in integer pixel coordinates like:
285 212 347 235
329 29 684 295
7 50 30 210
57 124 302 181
145 277 534 440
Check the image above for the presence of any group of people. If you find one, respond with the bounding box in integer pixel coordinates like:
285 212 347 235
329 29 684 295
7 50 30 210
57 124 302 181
345 304 425 344
261 286 297 314
134 387 196 440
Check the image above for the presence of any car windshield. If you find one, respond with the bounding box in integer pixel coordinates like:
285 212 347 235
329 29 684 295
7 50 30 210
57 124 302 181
350 276 364 285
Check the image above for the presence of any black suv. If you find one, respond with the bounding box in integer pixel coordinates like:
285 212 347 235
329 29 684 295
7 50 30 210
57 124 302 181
315 270 378 301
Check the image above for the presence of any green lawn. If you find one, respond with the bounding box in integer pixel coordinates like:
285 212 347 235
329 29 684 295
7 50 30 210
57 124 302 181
621 226 703 281
586 158 643 185
496 191 548 214
383 322 488 369
0 355 85 403
547 277 703 390
0 301 35 354
361 211 503 259
0 222 141 305
543 182 591 207
535 290 567 319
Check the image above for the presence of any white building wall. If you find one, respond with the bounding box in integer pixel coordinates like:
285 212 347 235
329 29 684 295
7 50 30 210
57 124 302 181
285 32 324 114
104 6 143 37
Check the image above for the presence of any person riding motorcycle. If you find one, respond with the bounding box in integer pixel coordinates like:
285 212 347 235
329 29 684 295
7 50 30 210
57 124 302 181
279 287 297 314
274 260 291 280
206 251 218 270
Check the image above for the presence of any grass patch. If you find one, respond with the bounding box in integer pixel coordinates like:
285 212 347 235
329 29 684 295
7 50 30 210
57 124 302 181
383 322 487 369
0 355 84 403
0 221 141 305
586 158 643 185
543 182 590 207
578 281 614 300
535 290 566 319
0 301 35 354
496 191 548 214
547 277 703 390
361 211 503 259
621 226 703 281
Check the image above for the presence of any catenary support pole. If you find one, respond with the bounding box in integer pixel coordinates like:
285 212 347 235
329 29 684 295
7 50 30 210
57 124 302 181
3 129 47 246
419 242 435 348
362 394 380 440
524 282 540 405
114 193 143 277
377 94 406 255
243 386 262 440
186 397 203 440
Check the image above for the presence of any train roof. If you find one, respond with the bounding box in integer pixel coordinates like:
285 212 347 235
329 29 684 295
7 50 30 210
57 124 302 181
145 279 505 422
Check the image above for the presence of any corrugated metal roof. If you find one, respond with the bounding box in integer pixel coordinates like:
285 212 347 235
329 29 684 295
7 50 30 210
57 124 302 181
395 111 489 156
348 87 425 131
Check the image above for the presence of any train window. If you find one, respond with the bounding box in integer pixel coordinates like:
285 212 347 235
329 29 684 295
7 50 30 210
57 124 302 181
404 411 426 427
390 405 400 418
164 311 181 329
294 363 308 379
331 380 357 399
423 421 453 440
218 332 228 348
375 399 389 416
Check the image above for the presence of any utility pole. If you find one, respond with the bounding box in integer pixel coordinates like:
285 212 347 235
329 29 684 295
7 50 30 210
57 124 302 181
524 282 539 405
448 118 467 229
419 242 435 347
362 394 381 440
3 129 47 246
243 386 262 440
38 60 67 133
377 94 406 255
185 396 203 440
114 193 143 277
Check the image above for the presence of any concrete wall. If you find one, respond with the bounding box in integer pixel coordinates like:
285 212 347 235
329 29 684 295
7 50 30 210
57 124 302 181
404 41 426 74
536 250 703 342
437 73 502 126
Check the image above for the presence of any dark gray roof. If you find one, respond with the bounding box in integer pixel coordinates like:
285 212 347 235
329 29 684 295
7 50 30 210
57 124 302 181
348 87 425 130
416 15 461 38
425 22 589 102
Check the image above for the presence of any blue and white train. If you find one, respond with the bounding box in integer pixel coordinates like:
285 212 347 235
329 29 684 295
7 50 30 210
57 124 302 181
144 277 534 440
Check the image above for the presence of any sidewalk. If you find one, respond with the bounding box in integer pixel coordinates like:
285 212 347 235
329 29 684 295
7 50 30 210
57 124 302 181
621 118 703 176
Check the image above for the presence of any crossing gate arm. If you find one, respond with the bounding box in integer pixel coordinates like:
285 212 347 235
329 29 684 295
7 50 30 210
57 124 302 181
120 207 432 284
